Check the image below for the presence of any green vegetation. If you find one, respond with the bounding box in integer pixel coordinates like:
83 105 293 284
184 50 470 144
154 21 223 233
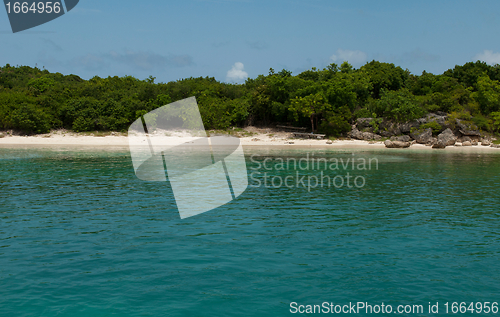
420 121 443 135
2 60 500 136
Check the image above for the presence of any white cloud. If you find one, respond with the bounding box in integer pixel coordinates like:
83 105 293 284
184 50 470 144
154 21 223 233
107 51 193 70
226 62 248 83
474 50 500 65
247 41 268 50
330 49 367 67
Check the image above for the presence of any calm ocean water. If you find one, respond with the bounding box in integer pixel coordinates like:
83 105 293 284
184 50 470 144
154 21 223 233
1 146 500 316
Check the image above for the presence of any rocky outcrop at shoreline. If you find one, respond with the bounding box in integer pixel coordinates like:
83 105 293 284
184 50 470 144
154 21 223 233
348 113 498 149
384 140 411 148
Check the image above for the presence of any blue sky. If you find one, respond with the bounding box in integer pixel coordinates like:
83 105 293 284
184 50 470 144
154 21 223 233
2 0 500 83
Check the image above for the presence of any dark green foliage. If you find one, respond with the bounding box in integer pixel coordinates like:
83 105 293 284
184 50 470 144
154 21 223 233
2 61 500 135
373 89 424 122
8 103 51 134
360 61 408 99
420 121 442 135
471 114 491 132
319 106 352 137
444 61 500 88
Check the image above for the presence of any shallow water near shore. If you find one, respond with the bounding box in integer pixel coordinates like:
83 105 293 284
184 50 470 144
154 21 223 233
1 147 500 316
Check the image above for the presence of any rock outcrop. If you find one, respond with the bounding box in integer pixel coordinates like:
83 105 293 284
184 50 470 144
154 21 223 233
427 137 438 146
399 120 420 134
350 128 381 141
432 140 447 149
410 128 433 144
456 119 481 137
356 118 373 129
384 140 411 148
348 114 492 149
390 135 411 143
437 128 457 146
378 119 402 137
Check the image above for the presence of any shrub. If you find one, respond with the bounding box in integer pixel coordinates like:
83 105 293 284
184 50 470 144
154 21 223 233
319 106 352 137
445 111 472 129
471 115 492 132
376 88 424 122
72 116 95 132
421 121 442 135
8 103 51 134
27 76 55 95
491 112 500 132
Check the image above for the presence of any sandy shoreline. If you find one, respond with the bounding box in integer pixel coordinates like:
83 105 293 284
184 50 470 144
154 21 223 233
1 129 500 152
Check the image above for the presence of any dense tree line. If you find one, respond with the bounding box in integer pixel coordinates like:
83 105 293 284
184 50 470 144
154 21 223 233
1 60 500 136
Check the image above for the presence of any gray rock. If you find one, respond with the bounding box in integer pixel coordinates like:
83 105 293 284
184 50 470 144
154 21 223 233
458 136 472 143
471 140 478 146
350 128 363 140
427 137 438 146
491 144 500 148
384 140 411 148
462 141 472 146
417 117 428 125
0 132 4 138
428 114 449 130
378 120 402 137
432 140 447 149
456 119 481 136
481 140 491 146
326 140 333 144
410 128 433 144
356 118 373 129
455 119 468 131
455 143 462 147
379 130 391 137
460 129 481 136
437 128 457 146
362 132 382 141
400 120 420 134
390 135 411 142
350 128 381 141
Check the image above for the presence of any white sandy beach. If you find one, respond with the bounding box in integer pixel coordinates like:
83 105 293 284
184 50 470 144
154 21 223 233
1 128 499 152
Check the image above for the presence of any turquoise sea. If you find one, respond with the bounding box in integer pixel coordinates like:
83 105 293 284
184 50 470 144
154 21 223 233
1 146 500 316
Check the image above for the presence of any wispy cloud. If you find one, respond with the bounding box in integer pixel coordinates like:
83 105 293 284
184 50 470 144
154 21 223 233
247 40 268 50
41 38 63 52
70 54 108 71
38 50 193 73
371 49 440 70
212 40 231 48
69 8 102 15
226 62 248 83
400 49 439 64
106 51 194 70
474 50 500 65
330 49 367 67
